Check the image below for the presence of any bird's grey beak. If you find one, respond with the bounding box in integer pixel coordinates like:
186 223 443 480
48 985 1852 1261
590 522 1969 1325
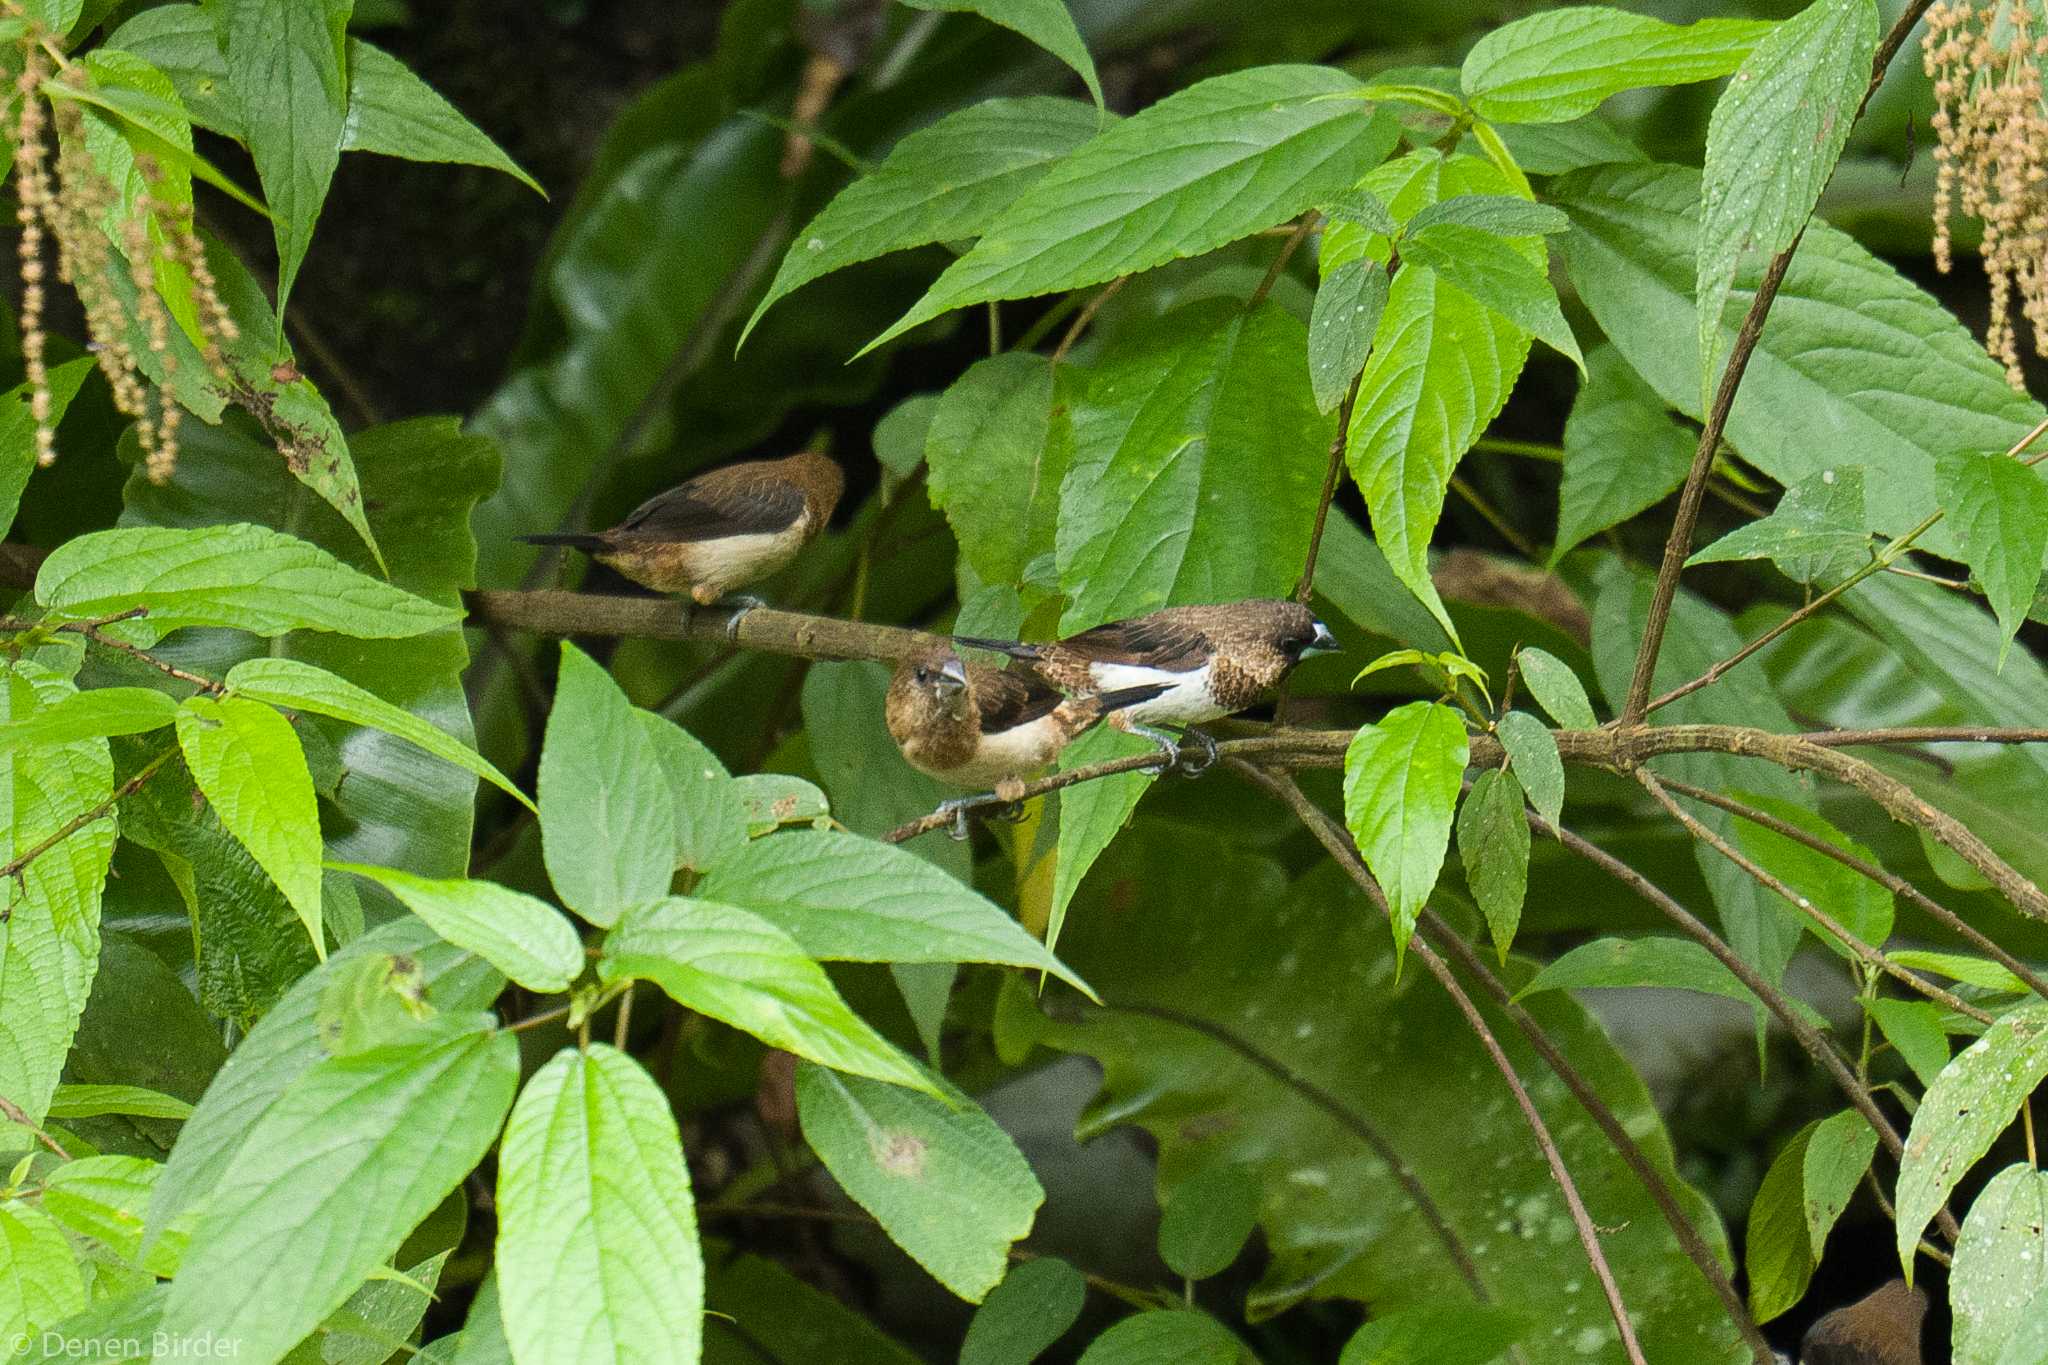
936 657 969 695
1305 621 1340 656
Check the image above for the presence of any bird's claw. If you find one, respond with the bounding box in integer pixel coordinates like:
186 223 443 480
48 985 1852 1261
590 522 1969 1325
1175 728 1218 776
933 792 1010 840
719 595 768 642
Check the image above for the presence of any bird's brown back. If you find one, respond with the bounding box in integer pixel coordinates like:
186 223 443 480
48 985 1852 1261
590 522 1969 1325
611 451 843 544
1802 1279 1925 1365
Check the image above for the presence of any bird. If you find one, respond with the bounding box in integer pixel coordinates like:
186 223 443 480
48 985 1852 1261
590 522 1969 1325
1799 1279 1925 1364
885 645 1170 838
517 450 844 637
955 598 1339 771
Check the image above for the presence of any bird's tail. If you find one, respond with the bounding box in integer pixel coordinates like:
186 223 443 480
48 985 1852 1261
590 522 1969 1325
953 634 1043 661
516 532 608 551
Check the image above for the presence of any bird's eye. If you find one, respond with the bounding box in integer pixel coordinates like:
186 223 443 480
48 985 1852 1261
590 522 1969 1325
913 666 931 682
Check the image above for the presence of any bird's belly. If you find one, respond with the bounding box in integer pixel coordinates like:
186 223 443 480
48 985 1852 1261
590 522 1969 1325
935 716 1066 786
604 522 806 601
1088 662 1223 724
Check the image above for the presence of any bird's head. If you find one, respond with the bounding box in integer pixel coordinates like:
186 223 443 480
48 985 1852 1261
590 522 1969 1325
1266 601 1340 661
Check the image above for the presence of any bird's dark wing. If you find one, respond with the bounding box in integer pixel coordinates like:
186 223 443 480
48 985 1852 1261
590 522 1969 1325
1058 614 1214 671
973 665 1066 733
616 466 808 542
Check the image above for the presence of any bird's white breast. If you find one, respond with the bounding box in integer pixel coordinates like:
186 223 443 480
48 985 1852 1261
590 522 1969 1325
935 714 1067 786
1086 660 1222 724
687 513 811 597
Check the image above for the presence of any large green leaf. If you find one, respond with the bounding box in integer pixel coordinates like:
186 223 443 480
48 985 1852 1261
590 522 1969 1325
1307 257 1389 414
1342 701 1468 956
1555 161 2048 566
0 358 93 542
1953 1163 2048 1363
1048 725 1159 959
1399 222 1583 370
158 1017 519 1363
635 710 748 875
145 920 503 1250
795 1061 1042 1302
1688 466 1871 586
0 666 115 1130
1551 344 1693 564
1745 1120 1818 1321
0 687 176 753
960 1258 1086 1365
175 695 324 954
342 39 540 192
599 897 933 1094
1336 151 1534 636
0 1200 85 1342
1696 0 1876 395
496 1045 702 1365
36 523 459 643
745 96 1101 342
1057 300 1330 629
1460 8 1772 124
331 866 583 994
1936 450 2048 662
40 1155 168 1270
699 829 1093 994
538 643 677 928
1457 767 1528 965
215 0 352 313
898 0 1103 106
703 1254 920 1364
862 66 1400 353
1076 1311 1245 1364
1725 793 1892 961
927 353 1065 586
1802 1109 1877 1263
1013 830 1743 1358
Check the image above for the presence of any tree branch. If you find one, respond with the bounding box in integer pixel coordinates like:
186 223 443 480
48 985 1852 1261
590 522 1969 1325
1619 0 1939 725
2 745 175 886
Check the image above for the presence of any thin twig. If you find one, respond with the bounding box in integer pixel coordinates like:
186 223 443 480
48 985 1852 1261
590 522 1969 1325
0 1095 70 1158
1653 775 2048 1003
1450 474 1539 560
1050 276 1128 367
1248 214 1317 311
1295 370 1364 607
1639 772 1992 1025
2 746 175 884
883 750 1172 842
74 623 224 694
1245 765 1644 1362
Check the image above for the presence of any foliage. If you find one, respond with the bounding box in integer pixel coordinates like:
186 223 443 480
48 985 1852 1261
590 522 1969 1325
2 1 2048 1363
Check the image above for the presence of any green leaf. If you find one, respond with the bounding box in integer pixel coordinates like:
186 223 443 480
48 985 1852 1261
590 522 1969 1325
176 694 325 955
745 96 1100 343
330 865 583 994
1307 258 1389 414
158 1019 518 1363
291 1248 450 1365
496 1045 702 1365
1341 701 1468 957
861 66 1400 354
960 1258 1086 1365
1517 936 1758 1007
316 952 434 1059
1551 344 1694 564
1322 187 1398 236
1076 1311 1245 1364
226 657 531 811
1514 647 1597 730
1725 791 1893 960
0 688 177 753
1338 1305 1530 1365
700 829 1095 996
1867 998 1951 1086
899 0 1103 106
1697 0 1877 396
342 38 540 193
1954 1164 2048 1364
36 523 461 643
1048 727 1159 960
705 1255 921 1364
1996 1286 2048 1365
1493 709 1562 829
15 1287 168 1363
142 920 499 1233
1456 768 1529 965
1461 8 1772 124
599 896 935 1095
1897 1003 2048 1278
0 357 92 541
103 5 237 137
0 1199 85 1341
1158 1164 1261 1281
216 0 352 313
1405 195 1571 237
40 1155 168 1268
636 710 748 874
1401 222 1583 371
1888 950 2032 995
1747 1121 1818 1321
1555 161 2048 566
1340 151 1534 639
47 1085 193 1122
732 773 831 835
926 352 1064 585
538 643 676 927
1058 300 1331 629
795 1062 1043 1303
1802 1109 1877 1262
1688 466 1872 585
1936 450 2048 663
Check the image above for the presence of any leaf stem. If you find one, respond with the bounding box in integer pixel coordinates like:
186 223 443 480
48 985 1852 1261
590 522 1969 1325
2 745 175 886
1247 213 1317 311
1050 275 1128 367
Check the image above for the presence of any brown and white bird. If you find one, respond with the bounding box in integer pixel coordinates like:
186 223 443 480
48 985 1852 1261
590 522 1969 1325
956 598 1338 770
518 451 844 633
1799 1279 1925 1365
886 645 1168 837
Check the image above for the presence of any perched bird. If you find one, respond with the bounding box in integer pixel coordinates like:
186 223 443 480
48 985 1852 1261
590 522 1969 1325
518 451 844 634
886 646 1168 837
956 598 1339 770
1799 1279 1925 1365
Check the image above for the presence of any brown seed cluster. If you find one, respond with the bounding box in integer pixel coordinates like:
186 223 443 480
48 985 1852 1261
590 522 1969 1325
7 15 236 482
1926 0 2048 389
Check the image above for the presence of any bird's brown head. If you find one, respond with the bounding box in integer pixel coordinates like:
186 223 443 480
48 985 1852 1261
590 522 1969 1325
1239 599 1340 669
783 450 846 526
886 647 975 745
